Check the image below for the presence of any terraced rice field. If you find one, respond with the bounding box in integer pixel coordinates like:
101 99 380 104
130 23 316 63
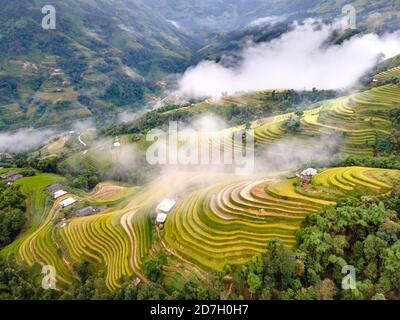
251 83 400 156
2 79 400 293
164 167 399 270
60 210 133 290
5 172 217 291
313 167 396 193
374 66 400 81
0 174 77 286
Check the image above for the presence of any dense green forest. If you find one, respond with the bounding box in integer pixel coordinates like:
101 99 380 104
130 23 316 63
0 183 26 249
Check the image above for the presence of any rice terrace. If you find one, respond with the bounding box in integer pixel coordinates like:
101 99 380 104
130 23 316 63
1 0 400 304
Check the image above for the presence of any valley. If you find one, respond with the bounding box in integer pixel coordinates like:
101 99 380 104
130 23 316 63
1 0 400 302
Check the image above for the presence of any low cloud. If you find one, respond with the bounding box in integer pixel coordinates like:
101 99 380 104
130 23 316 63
246 15 286 28
117 111 141 124
255 132 343 172
177 20 400 98
70 119 96 133
0 128 55 153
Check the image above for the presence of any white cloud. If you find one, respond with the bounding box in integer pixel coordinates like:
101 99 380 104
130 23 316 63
0 128 54 153
177 20 400 98
117 111 141 123
246 15 286 28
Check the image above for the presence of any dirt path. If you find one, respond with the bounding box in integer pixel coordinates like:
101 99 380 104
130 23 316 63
120 211 148 283
78 134 87 147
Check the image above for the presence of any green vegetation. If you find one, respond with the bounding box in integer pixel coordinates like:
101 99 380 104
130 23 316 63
103 89 336 136
0 182 26 249
214 188 400 300
164 168 399 270
0 0 194 130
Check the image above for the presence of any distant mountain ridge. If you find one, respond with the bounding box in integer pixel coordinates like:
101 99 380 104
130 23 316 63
0 0 399 131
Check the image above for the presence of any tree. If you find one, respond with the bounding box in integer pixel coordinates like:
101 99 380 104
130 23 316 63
315 279 336 300
247 254 264 275
34 156 59 173
264 239 295 287
0 185 26 248
73 260 91 283
136 282 166 300
247 273 261 297
143 258 164 282
382 241 400 290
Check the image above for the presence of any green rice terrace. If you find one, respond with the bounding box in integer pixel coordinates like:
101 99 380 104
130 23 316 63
252 82 400 157
1 166 399 292
1 66 400 298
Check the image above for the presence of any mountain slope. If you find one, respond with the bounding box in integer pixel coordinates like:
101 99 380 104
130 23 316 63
0 0 197 130
1 0 399 131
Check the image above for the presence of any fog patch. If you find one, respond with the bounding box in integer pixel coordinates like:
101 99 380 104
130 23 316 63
117 111 141 124
177 19 400 98
0 128 55 153
246 15 286 28
255 132 343 172
70 119 96 133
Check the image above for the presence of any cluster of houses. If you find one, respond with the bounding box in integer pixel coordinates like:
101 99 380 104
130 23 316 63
46 183 77 208
45 183 99 216
155 198 176 229
0 170 24 185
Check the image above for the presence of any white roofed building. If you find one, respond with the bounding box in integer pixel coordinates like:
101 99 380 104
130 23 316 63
59 197 77 208
156 199 176 213
296 168 318 186
53 190 68 199
300 168 318 177
156 213 168 224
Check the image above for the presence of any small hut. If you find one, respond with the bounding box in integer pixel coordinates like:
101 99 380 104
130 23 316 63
131 278 141 287
296 168 318 187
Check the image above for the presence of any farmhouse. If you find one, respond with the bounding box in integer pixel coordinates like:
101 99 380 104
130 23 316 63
156 213 168 224
0 170 18 180
154 199 176 227
46 183 63 193
73 206 97 217
300 168 318 177
53 190 68 199
296 168 318 186
59 197 77 208
372 79 380 86
156 198 176 213
7 174 23 184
